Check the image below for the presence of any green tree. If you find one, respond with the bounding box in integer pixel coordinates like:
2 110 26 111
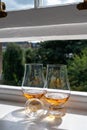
37 40 87 65
2 43 24 86
25 48 41 63
38 40 68 65
25 48 34 63
68 48 87 91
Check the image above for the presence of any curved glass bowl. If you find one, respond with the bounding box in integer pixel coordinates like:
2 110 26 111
22 64 47 118
43 64 70 117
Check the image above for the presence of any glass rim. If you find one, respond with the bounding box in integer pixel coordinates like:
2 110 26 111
47 64 67 67
25 63 43 66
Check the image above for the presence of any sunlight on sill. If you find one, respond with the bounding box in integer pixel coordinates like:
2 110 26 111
0 85 87 110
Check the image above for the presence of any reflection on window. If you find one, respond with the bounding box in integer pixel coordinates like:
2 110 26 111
3 0 83 11
0 40 87 92
43 0 83 7
3 0 34 11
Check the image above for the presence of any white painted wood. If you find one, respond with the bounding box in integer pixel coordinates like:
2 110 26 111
0 85 87 110
0 4 87 41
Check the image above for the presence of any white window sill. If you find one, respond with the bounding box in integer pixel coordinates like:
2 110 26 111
0 85 26 102
0 85 87 130
0 97 87 130
0 85 87 110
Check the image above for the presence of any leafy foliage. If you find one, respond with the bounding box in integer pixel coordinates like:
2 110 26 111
37 40 87 66
2 40 87 92
25 48 34 63
2 43 24 86
68 48 87 91
24 48 40 63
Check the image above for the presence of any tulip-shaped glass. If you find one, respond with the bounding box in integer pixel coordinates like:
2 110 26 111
44 64 70 117
22 64 47 118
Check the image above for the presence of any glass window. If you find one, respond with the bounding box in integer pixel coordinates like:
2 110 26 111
3 0 34 11
43 0 83 7
2 0 83 11
1 40 87 92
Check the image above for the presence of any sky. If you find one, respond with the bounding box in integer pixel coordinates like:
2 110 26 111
2 0 83 11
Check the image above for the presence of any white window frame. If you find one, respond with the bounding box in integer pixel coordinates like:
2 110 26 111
0 4 87 111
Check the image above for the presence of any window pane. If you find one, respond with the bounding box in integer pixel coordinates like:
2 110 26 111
3 0 83 11
1 40 87 92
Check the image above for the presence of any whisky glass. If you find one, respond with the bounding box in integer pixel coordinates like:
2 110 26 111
22 64 47 118
44 64 70 117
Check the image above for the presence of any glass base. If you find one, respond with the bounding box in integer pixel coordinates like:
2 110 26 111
25 98 47 119
48 106 66 117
